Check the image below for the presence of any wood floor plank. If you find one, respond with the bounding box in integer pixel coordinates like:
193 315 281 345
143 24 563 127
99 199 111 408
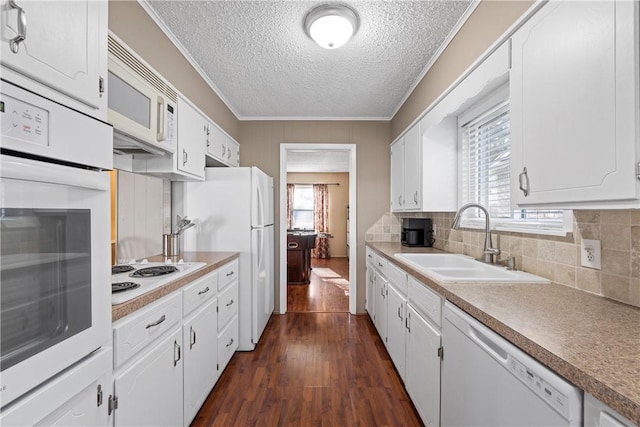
191 313 422 427
288 258 350 313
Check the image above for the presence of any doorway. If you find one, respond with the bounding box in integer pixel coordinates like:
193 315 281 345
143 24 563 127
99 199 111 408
279 144 356 314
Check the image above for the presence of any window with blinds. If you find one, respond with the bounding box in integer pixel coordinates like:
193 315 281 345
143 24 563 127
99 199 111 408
459 94 571 234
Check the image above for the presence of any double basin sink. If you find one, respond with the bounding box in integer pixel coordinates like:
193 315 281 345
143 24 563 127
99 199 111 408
394 253 548 283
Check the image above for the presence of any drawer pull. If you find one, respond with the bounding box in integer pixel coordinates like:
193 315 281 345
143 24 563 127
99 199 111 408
174 340 181 366
226 338 234 348
190 326 196 349
226 299 234 307
226 271 235 277
145 314 166 329
198 286 210 295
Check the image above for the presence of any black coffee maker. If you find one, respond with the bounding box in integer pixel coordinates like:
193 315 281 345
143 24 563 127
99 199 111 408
401 218 434 247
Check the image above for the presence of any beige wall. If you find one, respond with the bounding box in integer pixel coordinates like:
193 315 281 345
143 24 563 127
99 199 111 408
391 0 535 139
240 121 391 312
108 0 240 140
287 173 350 258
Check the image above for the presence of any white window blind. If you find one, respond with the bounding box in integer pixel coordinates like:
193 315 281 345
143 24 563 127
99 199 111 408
292 185 314 230
460 99 571 235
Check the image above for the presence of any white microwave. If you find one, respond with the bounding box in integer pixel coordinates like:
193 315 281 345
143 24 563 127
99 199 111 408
107 33 176 155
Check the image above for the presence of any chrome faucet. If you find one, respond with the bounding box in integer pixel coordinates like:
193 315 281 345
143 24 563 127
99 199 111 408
451 203 501 264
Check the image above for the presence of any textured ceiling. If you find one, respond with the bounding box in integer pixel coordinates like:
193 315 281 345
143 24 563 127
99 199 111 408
144 0 473 120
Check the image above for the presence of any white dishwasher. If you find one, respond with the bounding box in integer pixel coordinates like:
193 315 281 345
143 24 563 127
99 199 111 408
442 301 582 426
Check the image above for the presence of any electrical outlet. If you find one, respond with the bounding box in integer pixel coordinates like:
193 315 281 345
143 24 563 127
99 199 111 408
581 239 601 269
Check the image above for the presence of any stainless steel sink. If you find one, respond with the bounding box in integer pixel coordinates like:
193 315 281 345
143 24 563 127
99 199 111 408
393 253 549 283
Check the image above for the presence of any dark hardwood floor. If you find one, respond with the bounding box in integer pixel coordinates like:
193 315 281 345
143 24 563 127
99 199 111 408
191 313 422 426
287 257 350 313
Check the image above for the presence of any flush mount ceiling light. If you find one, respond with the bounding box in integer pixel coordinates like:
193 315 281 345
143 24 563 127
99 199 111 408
304 4 359 49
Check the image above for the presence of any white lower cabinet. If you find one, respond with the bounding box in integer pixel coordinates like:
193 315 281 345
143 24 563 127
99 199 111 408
366 248 443 427
183 297 218 426
110 260 239 427
373 270 388 340
405 304 442 427
365 262 375 319
386 283 407 381
113 328 184 427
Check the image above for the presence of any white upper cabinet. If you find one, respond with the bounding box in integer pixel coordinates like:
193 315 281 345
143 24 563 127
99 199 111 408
176 96 206 178
135 95 206 181
390 137 406 211
510 0 639 208
206 124 240 167
0 0 107 120
390 117 457 212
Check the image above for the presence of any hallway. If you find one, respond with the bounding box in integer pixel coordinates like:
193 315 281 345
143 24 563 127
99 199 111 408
191 312 422 426
287 257 350 313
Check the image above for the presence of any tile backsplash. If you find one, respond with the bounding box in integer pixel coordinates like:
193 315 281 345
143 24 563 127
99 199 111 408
366 210 640 308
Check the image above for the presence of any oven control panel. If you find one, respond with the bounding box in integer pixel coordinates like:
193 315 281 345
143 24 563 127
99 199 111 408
0 94 49 147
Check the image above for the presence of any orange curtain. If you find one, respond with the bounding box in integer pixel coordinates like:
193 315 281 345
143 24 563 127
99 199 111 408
312 184 329 259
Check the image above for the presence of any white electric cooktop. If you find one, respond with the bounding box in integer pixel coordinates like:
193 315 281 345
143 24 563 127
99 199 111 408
111 259 207 305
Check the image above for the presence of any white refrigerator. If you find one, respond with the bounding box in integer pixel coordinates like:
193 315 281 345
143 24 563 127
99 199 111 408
172 167 274 351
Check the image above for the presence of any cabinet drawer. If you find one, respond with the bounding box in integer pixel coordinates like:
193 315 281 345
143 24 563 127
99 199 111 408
218 280 239 332
183 270 218 316
113 292 182 368
386 262 408 295
374 254 388 276
218 259 239 291
218 315 239 373
408 276 442 327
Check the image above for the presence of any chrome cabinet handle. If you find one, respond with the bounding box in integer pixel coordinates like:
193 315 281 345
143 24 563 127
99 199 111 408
182 149 188 165
398 195 402 206
227 147 231 160
226 338 234 348
8 0 26 54
222 144 226 157
414 191 418 204
226 271 234 277
198 286 210 295
406 312 411 332
519 167 530 197
174 340 181 366
190 326 196 349
397 306 401 319
145 314 166 329
226 299 234 307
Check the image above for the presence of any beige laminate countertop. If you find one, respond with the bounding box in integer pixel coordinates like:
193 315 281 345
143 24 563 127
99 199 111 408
111 252 239 322
367 242 640 425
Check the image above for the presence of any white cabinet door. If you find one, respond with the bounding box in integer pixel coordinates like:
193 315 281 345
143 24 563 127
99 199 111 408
386 284 406 381
510 0 639 207
113 328 183 427
183 298 218 426
390 138 405 211
177 97 206 178
206 124 228 162
365 264 375 319
226 138 240 167
406 305 441 427
403 125 421 210
373 271 387 341
0 0 106 116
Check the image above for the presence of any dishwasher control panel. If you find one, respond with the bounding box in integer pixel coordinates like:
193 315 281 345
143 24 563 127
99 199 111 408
509 356 569 418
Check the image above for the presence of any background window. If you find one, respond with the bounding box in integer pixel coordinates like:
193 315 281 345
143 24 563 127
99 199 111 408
459 87 571 235
292 185 314 230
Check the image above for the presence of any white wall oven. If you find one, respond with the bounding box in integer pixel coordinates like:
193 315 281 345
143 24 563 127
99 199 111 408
0 79 112 411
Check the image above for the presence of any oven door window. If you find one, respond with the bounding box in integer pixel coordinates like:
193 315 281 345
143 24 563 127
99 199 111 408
1 208 92 372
